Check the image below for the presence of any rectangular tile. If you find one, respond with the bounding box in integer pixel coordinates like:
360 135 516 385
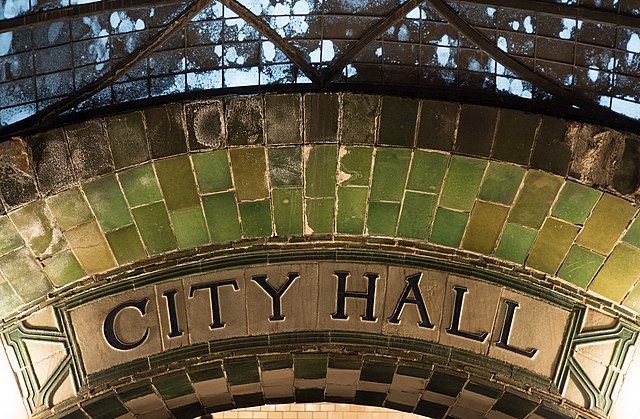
106 111 149 169
478 162 525 205
42 249 86 287
83 174 132 232
367 201 400 237
192 150 233 193
494 223 537 264
406 150 449 194
526 218 579 274
417 100 457 151
454 104 497 157
590 243 640 302
531 116 570 176
492 109 538 165
552 181 602 225
28 128 75 196
272 188 303 236
378 97 418 147
226 96 263 146
304 93 338 143
132 202 178 255
397 192 437 240
439 155 486 211
0 216 23 256
338 146 372 187
557 245 605 288
145 104 188 158
154 373 194 399
46 187 93 231
461 201 509 254
106 224 147 265
230 148 269 201
305 144 337 198
269 146 303 187
118 163 163 207
430 208 468 247
265 94 302 144
9 200 67 258
65 221 117 274
623 216 640 249
239 199 272 239
306 198 334 234
369 147 412 202
0 280 21 316
508 170 562 229
155 156 201 211
65 120 114 181
576 193 637 255
341 94 378 145
171 207 210 249
0 247 52 301
202 192 242 243
185 101 225 151
336 187 368 235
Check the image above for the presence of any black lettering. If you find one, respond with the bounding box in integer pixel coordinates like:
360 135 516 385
162 290 183 338
331 271 378 321
190 280 239 329
495 300 537 358
103 299 150 350
446 286 488 342
388 273 434 328
251 273 299 321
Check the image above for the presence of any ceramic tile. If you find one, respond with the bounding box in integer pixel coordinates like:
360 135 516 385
0 247 52 301
192 150 233 194
272 188 303 236
230 148 269 201
406 150 449 194
304 93 339 143
269 146 303 187
81 393 128 419
132 202 178 255
461 201 509 254
417 100 457 151
397 192 437 240
10 200 67 258
508 170 562 229
65 120 114 181
341 94 378 145
490 390 538 418
552 181 602 225
576 193 637 255
360 360 396 383
439 155 486 211
202 192 242 242
337 187 368 235
338 146 373 187
42 249 86 287
106 111 149 169
478 162 525 205
65 221 117 274
531 116 570 176
430 208 468 248
170 207 210 249
155 156 201 211
305 144 338 198
265 94 301 144
0 216 23 257
492 110 538 165
106 224 147 265
367 201 400 237
145 104 188 158
118 164 163 207
526 218 579 274
622 279 640 312
623 216 640 249
455 105 497 157
239 199 272 239
154 372 194 399
494 223 538 264
589 243 640 302
369 148 412 202
0 280 21 316
226 96 263 146
83 174 132 232
426 370 467 397
378 97 418 147
557 245 605 288
28 128 75 196
305 198 334 234
0 139 38 210
184 100 225 151
294 354 328 379
46 187 93 231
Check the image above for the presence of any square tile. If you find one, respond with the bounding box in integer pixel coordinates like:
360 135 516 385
145 104 188 158
494 223 537 264
526 218 579 274
272 188 303 236
66 120 114 181
590 243 640 303
461 201 509 254
439 155 486 211
425 370 466 397
531 116 570 176
508 170 562 229
623 216 640 249
338 146 372 187
269 146 303 187
239 199 272 238
83 174 132 232
369 147 411 202
305 144 338 198
406 150 449 194
118 164 163 207
155 156 201 211
478 162 525 205
132 202 178 255
366 201 400 237
202 192 242 242
491 390 538 418
552 181 602 225
397 192 437 240
184 100 225 151
0 247 52 301
81 393 128 419
154 372 194 399
294 354 327 379
430 208 468 248
360 360 396 383
192 150 233 194
42 249 86 287
10 200 67 258
557 245 605 288
225 358 260 386
46 187 93 231
106 224 146 265
226 96 263 146
230 148 269 201
171 207 210 248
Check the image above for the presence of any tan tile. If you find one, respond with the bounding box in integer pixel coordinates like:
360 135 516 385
583 307 618 330
575 339 616 366
295 378 326 389
230 382 261 395
561 374 588 408
485 410 515 419
386 390 420 406
137 408 171 419
421 390 454 405
390 374 426 392
263 385 294 398
192 377 228 397
262 369 294 387
199 391 233 408
326 369 359 386
456 389 496 411
325 384 356 398
357 381 389 393
155 278 190 349
125 394 166 414
23 305 58 329
448 405 484 419
65 221 117 274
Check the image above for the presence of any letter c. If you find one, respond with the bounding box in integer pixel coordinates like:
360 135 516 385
103 299 150 350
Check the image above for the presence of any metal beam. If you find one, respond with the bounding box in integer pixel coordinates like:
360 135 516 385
219 0 321 84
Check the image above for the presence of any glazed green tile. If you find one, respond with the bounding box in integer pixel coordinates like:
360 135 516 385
492 109 538 165
478 162 525 205
508 170 562 229
153 372 193 399
429 208 468 247
46 187 93 231
230 148 269 201
171 207 210 248
590 243 640 302
202 192 242 243
9 201 66 258
378 96 418 147
106 111 149 169
65 221 117 274
439 155 487 211
623 217 640 249
406 150 449 194
239 199 272 239
306 198 334 234
0 247 52 302
155 155 200 211
462 201 509 254
305 144 337 198
83 174 132 232
552 181 602 225
397 192 437 240
622 284 640 312
304 93 339 143
576 193 637 255
269 146 303 187
339 147 373 187
294 354 327 379
132 202 177 255
42 249 86 287
367 201 400 237
81 393 128 419
273 188 303 236
106 224 147 265
0 216 23 256
0 280 21 316
192 150 233 193
495 223 537 264
557 245 605 288
526 218 579 274
369 147 412 202
118 163 162 207
337 187 368 235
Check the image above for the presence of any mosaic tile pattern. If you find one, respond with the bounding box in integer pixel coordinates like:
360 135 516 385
0 94 639 322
